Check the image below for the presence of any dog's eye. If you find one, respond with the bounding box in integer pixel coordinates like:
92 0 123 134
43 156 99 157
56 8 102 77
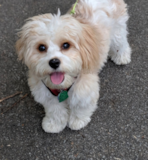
38 45 46 52
62 43 70 50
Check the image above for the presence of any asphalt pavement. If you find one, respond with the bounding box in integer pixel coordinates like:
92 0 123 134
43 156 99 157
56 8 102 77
0 0 148 159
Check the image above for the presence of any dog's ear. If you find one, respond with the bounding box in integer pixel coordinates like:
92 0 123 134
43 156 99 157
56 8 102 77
15 19 37 62
78 23 101 73
16 13 53 62
16 34 25 62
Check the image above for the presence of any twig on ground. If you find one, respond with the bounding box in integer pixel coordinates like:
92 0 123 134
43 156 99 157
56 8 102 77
140 112 148 115
78 132 86 138
133 135 138 140
1 93 29 114
114 158 121 160
0 92 22 103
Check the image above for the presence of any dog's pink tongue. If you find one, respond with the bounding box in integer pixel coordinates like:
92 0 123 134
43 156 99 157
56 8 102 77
50 72 64 85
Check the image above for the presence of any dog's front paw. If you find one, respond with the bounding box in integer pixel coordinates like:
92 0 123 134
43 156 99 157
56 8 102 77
68 116 91 130
42 116 67 133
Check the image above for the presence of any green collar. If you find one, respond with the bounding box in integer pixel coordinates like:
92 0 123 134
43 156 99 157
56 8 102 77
70 0 78 15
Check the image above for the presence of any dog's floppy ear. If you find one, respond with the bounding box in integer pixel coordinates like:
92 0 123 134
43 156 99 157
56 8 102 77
15 19 38 62
16 33 25 62
78 23 101 73
16 13 53 62
15 19 37 62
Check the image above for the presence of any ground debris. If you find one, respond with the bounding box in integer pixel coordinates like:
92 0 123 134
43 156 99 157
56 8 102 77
114 158 121 160
1 93 29 114
0 91 22 103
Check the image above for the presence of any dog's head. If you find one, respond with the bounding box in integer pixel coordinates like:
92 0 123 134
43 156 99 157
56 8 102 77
16 10 103 89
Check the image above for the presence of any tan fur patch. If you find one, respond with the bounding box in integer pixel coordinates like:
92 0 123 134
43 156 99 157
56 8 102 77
111 0 127 18
77 20 110 74
15 38 24 61
29 14 52 25
78 23 100 73
69 1 93 22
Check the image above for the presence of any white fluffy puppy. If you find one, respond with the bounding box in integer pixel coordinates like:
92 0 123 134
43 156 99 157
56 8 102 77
16 0 131 133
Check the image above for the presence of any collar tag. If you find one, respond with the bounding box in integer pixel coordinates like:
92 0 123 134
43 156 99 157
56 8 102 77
58 90 69 102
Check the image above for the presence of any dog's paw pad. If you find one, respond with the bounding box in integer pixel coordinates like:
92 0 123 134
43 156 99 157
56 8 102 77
68 117 90 130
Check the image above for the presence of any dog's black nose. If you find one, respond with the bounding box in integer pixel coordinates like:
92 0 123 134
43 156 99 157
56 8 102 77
49 58 61 69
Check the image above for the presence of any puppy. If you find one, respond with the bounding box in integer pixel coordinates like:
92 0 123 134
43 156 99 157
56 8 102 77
16 0 131 133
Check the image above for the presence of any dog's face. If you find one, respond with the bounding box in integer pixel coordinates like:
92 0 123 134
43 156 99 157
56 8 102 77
16 12 101 89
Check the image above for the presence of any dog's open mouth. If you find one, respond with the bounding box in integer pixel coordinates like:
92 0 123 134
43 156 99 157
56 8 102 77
50 72 64 85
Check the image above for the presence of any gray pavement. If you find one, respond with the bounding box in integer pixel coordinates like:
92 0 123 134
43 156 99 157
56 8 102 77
0 0 148 159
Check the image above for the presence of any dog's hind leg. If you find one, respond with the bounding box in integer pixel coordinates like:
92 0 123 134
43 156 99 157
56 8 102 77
109 2 131 65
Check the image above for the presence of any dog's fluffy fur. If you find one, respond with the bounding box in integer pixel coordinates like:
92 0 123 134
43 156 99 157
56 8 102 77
16 0 131 133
